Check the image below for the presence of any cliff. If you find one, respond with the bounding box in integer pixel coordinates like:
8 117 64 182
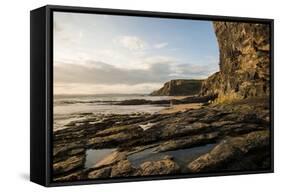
150 79 203 96
200 22 270 101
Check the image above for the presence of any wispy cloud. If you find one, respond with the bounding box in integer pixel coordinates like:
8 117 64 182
54 83 163 95
154 42 168 49
116 36 147 51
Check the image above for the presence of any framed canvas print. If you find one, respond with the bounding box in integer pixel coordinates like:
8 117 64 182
30 5 274 187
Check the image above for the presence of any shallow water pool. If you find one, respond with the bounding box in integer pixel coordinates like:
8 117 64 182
127 144 216 169
85 148 116 169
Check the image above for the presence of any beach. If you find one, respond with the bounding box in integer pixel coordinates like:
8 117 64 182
159 103 203 114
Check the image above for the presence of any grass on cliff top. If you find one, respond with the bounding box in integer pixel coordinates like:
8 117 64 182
210 94 270 111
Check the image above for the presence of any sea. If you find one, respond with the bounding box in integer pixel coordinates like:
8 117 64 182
53 94 172 131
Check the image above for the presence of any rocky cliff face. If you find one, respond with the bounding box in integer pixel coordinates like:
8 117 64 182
200 22 270 101
150 79 203 96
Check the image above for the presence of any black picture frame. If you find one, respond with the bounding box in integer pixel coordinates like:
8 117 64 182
30 5 274 187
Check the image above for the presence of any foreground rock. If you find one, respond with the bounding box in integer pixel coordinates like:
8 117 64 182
53 97 270 181
137 156 181 176
53 155 85 175
154 132 219 152
187 130 270 172
87 159 136 179
87 124 145 148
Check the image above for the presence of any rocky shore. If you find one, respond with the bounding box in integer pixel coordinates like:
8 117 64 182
114 95 216 105
52 97 270 181
52 21 271 182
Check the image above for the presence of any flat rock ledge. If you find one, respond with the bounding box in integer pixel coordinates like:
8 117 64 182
52 97 271 181
187 130 270 172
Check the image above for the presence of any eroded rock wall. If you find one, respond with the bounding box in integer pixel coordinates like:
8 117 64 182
200 22 270 100
150 79 203 96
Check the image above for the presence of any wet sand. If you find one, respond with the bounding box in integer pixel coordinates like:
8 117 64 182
159 103 203 114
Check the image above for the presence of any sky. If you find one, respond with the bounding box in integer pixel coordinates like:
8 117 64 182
54 12 219 95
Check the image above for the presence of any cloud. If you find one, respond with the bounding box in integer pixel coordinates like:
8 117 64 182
54 83 163 95
154 42 168 49
170 63 218 77
54 61 170 85
142 56 176 66
116 37 169 51
53 17 84 48
117 36 147 51
54 57 219 94
54 59 217 84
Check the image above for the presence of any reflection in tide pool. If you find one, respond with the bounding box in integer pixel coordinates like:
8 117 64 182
127 144 216 169
85 148 116 169
84 144 216 171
